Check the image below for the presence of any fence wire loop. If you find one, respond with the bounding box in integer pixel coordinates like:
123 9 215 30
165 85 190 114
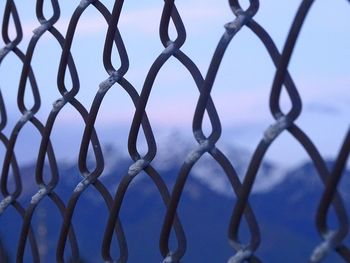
162 253 180 263
0 195 13 214
229 0 259 17
310 230 337 263
227 248 252 263
263 115 288 143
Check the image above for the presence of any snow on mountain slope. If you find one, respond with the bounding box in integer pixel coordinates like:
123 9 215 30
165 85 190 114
12 131 350 203
51 131 288 198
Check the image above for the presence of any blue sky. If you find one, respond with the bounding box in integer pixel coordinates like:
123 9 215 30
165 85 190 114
0 0 349 167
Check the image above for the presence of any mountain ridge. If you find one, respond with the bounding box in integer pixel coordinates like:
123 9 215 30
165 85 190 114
0 142 349 263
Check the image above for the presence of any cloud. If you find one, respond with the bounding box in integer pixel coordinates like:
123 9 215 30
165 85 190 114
305 103 342 115
6 1 349 130
15 2 227 42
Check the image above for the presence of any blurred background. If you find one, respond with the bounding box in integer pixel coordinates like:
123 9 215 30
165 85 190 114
0 0 349 262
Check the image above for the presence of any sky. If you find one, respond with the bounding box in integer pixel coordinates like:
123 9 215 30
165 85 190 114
0 0 349 168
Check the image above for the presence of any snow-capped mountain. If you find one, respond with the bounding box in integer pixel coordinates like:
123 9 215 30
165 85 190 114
0 137 349 263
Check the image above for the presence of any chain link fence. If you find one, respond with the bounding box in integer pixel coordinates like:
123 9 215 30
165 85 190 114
0 0 349 262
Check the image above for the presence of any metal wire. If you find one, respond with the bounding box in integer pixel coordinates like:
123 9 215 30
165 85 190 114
0 0 349 262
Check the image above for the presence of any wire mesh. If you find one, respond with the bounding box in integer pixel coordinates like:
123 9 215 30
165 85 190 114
0 0 349 262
